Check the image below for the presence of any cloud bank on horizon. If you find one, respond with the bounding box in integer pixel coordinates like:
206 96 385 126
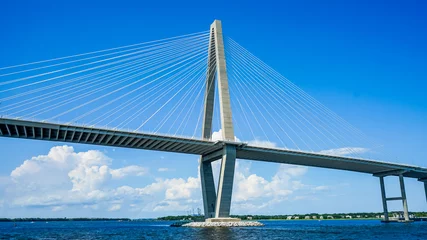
0 144 336 218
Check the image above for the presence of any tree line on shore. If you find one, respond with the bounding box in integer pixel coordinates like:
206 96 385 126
0 218 131 222
157 211 427 221
2 212 426 222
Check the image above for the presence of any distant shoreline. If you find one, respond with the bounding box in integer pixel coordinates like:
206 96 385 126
260 218 380 221
0 218 132 222
0 218 381 223
2 211 426 222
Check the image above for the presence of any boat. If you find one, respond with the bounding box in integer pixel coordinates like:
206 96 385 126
170 220 193 227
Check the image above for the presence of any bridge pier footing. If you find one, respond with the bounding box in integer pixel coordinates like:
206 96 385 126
379 176 389 221
418 178 427 204
424 182 427 203
399 174 410 221
200 159 217 219
200 144 237 220
376 173 410 222
214 144 237 218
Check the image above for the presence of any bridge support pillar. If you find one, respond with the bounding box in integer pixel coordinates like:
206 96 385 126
215 144 237 218
418 178 427 206
376 172 411 222
379 176 389 221
425 182 427 204
200 159 217 219
399 174 410 221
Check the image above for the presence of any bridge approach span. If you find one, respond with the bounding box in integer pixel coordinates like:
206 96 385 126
2 117 427 180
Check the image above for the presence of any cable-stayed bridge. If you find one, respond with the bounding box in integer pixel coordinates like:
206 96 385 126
0 20 426 222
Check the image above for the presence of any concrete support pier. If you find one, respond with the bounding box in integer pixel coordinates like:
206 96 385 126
200 160 217 219
215 145 237 218
399 174 410 221
418 178 427 204
199 19 237 223
379 176 389 222
425 182 427 203
376 172 411 223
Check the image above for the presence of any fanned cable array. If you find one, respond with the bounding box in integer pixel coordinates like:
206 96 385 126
0 28 393 162
225 37 386 160
0 31 211 138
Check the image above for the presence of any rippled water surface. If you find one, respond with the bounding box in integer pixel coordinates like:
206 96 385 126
1 220 426 239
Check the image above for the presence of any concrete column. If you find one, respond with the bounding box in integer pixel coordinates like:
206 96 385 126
211 20 235 141
200 159 217 219
199 21 220 220
215 144 236 218
200 20 237 220
201 27 216 140
424 182 427 204
379 176 389 221
399 174 410 221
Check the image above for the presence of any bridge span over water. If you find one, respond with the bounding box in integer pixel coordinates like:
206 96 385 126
0 20 426 222
1 116 426 221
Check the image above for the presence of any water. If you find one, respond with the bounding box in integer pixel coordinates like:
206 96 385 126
1 220 426 239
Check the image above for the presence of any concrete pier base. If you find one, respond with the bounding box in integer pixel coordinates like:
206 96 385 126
183 218 263 227
206 217 241 223
376 172 412 223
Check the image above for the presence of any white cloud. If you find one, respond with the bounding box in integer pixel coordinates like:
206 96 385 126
111 165 148 179
312 185 330 191
211 129 240 141
137 177 200 200
211 129 276 148
153 200 192 212
232 162 307 204
5 146 153 210
52 206 65 212
108 204 121 211
157 168 174 172
319 147 369 157
69 165 111 192
2 145 332 217
279 165 308 177
248 139 277 148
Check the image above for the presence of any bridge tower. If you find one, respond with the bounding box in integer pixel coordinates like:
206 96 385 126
199 20 238 220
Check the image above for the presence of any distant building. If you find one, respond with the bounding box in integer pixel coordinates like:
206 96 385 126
286 216 292 220
319 216 324 220
247 216 253 220
304 216 310 220
312 216 317 219
356 215 361 218
294 216 300 220
345 215 352 219
327 216 334 219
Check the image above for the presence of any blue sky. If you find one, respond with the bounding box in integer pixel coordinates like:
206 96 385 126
0 0 426 218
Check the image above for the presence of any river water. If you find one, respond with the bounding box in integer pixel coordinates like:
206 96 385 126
1 219 426 239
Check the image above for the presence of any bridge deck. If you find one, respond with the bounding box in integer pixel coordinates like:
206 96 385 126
1 118 427 180
0 118 222 156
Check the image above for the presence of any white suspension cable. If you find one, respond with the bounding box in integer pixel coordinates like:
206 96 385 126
134 60 208 132
14 44 208 118
0 31 209 71
1 37 208 106
59 48 208 122
227 38 378 149
227 38 370 157
0 33 209 78
0 35 209 91
116 55 208 129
